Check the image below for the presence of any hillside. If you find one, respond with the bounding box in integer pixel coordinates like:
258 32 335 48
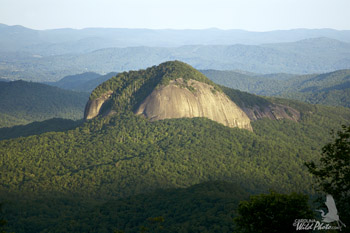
1 62 350 232
86 61 299 125
0 80 89 127
1 97 350 233
201 69 297 94
0 118 81 140
2 96 349 195
85 61 253 129
4 181 249 233
48 72 101 90
47 72 117 92
279 70 350 107
2 38 350 82
203 69 350 108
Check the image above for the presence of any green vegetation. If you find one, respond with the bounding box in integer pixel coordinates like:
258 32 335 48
0 80 88 127
234 191 314 233
0 112 28 128
2 181 248 233
90 61 221 115
201 69 287 95
220 85 271 109
0 118 82 140
48 72 117 92
1 96 349 232
0 203 8 233
1 62 350 232
155 61 220 89
306 125 350 229
203 69 350 108
48 72 101 90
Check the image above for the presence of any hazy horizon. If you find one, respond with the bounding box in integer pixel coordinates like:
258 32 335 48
4 22 350 32
2 23 350 32
1 0 350 31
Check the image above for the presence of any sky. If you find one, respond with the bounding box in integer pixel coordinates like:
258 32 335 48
1 0 350 31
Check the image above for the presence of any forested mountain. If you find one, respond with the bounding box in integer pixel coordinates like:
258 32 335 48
0 118 81 140
47 72 101 90
84 61 297 126
2 37 350 82
0 80 88 127
2 24 350 55
47 72 117 92
203 69 350 108
1 99 349 233
1 62 350 232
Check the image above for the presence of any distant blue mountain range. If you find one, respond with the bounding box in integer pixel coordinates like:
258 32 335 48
1 24 350 81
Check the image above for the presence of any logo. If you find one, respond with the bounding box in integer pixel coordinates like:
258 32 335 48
316 194 346 231
293 194 346 231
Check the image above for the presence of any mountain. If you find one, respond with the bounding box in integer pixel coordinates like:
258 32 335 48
76 72 118 92
48 72 101 90
2 101 349 232
85 61 301 126
2 24 350 55
0 118 81 140
47 72 118 92
277 70 350 107
0 78 10 82
1 61 349 197
85 61 254 130
0 80 89 127
2 24 350 82
3 37 350 82
1 61 350 233
203 69 350 108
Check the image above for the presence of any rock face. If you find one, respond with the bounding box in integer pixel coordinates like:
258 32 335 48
84 61 299 130
242 104 300 122
135 79 253 131
84 90 113 120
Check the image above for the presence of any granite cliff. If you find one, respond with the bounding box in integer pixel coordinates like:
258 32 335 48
84 61 299 130
84 90 113 120
135 79 252 130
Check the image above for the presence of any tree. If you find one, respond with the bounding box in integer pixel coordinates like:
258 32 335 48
234 191 314 233
0 203 8 233
113 230 125 233
305 124 350 231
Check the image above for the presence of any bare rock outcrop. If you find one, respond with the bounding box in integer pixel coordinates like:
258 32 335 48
135 79 253 131
84 90 113 120
242 104 300 121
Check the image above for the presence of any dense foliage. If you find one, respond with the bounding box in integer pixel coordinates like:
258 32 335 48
1 95 350 232
0 203 8 233
48 72 101 90
306 125 350 230
0 118 81 140
0 80 88 127
220 85 271 109
1 62 350 232
203 69 350 108
48 72 117 92
2 181 249 233
234 191 314 233
90 61 221 115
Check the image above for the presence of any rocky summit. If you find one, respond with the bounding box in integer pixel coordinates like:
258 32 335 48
84 61 253 130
